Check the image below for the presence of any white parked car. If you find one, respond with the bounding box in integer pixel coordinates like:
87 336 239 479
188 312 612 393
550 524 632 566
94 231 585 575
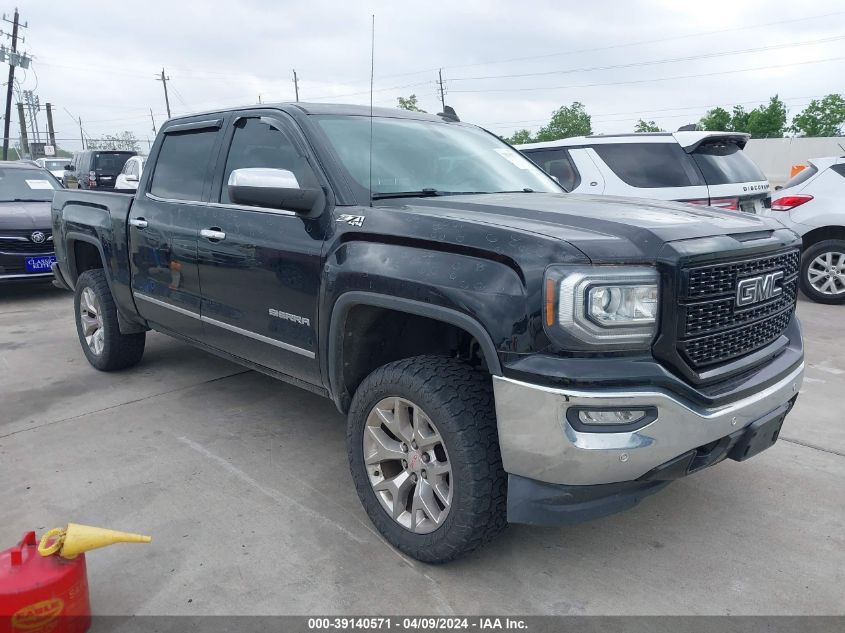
115 155 145 191
517 131 770 213
35 158 69 184
761 156 845 304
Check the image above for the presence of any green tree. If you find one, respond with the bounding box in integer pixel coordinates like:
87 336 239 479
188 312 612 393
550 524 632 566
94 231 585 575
699 106 731 131
744 96 787 138
396 94 426 112
505 129 534 145
533 102 592 142
791 94 845 137
634 119 662 133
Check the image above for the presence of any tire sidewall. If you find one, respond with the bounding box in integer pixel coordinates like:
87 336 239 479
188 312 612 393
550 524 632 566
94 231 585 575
74 271 111 370
348 366 490 557
800 240 845 305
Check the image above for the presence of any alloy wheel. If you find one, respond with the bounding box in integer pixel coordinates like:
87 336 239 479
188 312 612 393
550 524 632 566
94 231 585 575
363 397 452 534
79 286 105 355
807 251 845 296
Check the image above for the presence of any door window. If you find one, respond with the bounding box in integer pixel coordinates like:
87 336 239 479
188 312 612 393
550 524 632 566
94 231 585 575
150 128 219 201
523 148 580 191
220 117 318 204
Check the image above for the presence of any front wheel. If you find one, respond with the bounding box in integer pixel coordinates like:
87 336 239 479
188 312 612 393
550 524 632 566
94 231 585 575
347 356 507 563
74 269 146 370
800 240 845 304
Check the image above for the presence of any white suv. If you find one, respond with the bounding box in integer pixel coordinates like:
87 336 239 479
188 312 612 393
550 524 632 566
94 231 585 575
762 156 845 304
518 131 771 213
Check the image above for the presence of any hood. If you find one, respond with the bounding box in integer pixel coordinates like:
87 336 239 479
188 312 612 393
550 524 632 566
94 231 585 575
0 200 53 231
380 192 782 261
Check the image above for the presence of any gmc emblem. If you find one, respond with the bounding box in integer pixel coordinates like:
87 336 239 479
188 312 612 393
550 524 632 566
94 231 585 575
736 271 784 307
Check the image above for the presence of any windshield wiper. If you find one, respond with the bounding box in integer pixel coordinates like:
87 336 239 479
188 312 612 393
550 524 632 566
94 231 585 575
8 198 50 202
371 188 443 200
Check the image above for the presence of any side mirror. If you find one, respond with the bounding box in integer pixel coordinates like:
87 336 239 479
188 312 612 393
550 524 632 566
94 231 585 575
227 168 323 214
64 165 74 171
126 174 139 182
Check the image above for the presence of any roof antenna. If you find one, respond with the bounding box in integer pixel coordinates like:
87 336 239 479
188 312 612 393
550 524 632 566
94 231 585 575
368 14 375 207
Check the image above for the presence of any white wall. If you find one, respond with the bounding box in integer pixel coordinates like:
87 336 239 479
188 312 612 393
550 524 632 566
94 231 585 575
744 137 845 186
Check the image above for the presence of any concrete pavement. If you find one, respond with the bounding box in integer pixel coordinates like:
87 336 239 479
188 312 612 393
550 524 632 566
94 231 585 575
1 284 842 615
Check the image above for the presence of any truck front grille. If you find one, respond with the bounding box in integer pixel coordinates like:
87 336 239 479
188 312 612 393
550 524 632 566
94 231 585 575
0 230 53 254
677 249 799 369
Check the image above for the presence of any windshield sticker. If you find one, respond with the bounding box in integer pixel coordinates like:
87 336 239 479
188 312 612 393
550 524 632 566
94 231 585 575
493 148 531 169
26 179 53 190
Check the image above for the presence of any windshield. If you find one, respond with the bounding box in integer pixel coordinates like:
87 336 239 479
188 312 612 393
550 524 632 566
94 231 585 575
314 115 561 197
0 168 60 201
691 141 765 185
42 159 67 170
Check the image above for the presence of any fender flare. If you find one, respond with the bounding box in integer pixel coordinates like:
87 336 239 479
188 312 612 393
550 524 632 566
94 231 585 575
65 231 148 334
327 291 503 413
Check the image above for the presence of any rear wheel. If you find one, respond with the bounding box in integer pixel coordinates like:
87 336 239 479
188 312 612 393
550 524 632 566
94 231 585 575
800 240 845 304
347 356 507 563
74 269 146 370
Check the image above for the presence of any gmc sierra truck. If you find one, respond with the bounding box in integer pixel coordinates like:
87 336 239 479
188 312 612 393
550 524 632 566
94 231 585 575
51 103 804 563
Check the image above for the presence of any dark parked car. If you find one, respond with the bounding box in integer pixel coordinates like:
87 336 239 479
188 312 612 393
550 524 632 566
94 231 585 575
63 150 137 190
0 161 62 283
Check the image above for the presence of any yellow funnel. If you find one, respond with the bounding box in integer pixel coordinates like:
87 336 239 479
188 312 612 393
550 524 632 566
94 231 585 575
38 523 151 559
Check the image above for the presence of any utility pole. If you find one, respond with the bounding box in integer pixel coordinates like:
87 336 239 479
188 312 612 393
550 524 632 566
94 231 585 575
78 117 84 150
292 69 299 102
149 108 157 135
437 68 446 112
2 9 28 160
16 101 28 158
156 68 171 118
45 102 56 147
23 90 39 144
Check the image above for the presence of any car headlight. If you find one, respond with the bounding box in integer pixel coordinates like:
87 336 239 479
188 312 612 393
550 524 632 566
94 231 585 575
544 266 659 350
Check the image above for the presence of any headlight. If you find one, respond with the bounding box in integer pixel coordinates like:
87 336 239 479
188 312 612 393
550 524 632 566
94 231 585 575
544 266 659 350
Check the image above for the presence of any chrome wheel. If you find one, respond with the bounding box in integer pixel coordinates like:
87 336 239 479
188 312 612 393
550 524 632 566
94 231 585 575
807 251 845 296
363 397 452 534
79 286 105 355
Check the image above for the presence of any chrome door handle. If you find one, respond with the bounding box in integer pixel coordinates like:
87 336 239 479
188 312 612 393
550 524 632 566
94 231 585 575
200 228 226 241
128 218 148 229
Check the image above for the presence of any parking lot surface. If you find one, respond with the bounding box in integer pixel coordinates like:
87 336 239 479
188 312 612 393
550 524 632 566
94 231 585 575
1 284 843 615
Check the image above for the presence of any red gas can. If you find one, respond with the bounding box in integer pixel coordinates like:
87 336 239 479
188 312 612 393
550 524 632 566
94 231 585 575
0 532 91 633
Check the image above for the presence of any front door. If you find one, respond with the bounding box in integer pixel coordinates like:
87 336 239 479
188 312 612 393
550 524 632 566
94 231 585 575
128 119 224 339
196 112 328 386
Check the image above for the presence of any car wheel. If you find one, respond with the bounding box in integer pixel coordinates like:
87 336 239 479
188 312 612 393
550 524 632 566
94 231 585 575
74 269 146 370
800 240 845 304
347 355 507 563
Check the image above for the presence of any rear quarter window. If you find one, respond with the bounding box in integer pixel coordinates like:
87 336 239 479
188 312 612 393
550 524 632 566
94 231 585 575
691 141 765 185
592 142 702 188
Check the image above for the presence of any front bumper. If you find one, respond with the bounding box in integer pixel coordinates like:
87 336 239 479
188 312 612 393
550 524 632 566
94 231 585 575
493 361 803 487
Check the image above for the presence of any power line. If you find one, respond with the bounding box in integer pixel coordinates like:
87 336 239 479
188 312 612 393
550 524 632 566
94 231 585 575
449 35 845 82
451 56 845 94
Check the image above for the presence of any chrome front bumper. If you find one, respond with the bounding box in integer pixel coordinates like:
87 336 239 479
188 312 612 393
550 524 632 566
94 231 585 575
492 362 804 486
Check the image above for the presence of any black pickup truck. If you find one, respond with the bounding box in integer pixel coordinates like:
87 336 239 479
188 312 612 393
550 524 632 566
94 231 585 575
51 103 804 563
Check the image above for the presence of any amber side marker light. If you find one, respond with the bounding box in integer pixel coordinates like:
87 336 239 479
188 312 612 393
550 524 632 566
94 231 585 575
545 278 556 327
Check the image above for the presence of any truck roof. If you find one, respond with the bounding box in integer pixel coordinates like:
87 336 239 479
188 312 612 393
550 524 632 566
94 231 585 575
166 102 446 124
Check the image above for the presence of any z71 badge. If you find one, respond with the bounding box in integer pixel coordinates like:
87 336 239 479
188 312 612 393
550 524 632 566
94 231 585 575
336 214 365 227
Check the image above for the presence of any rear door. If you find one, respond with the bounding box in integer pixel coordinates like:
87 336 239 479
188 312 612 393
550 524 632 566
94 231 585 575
128 118 225 340
195 111 327 385
92 151 135 190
